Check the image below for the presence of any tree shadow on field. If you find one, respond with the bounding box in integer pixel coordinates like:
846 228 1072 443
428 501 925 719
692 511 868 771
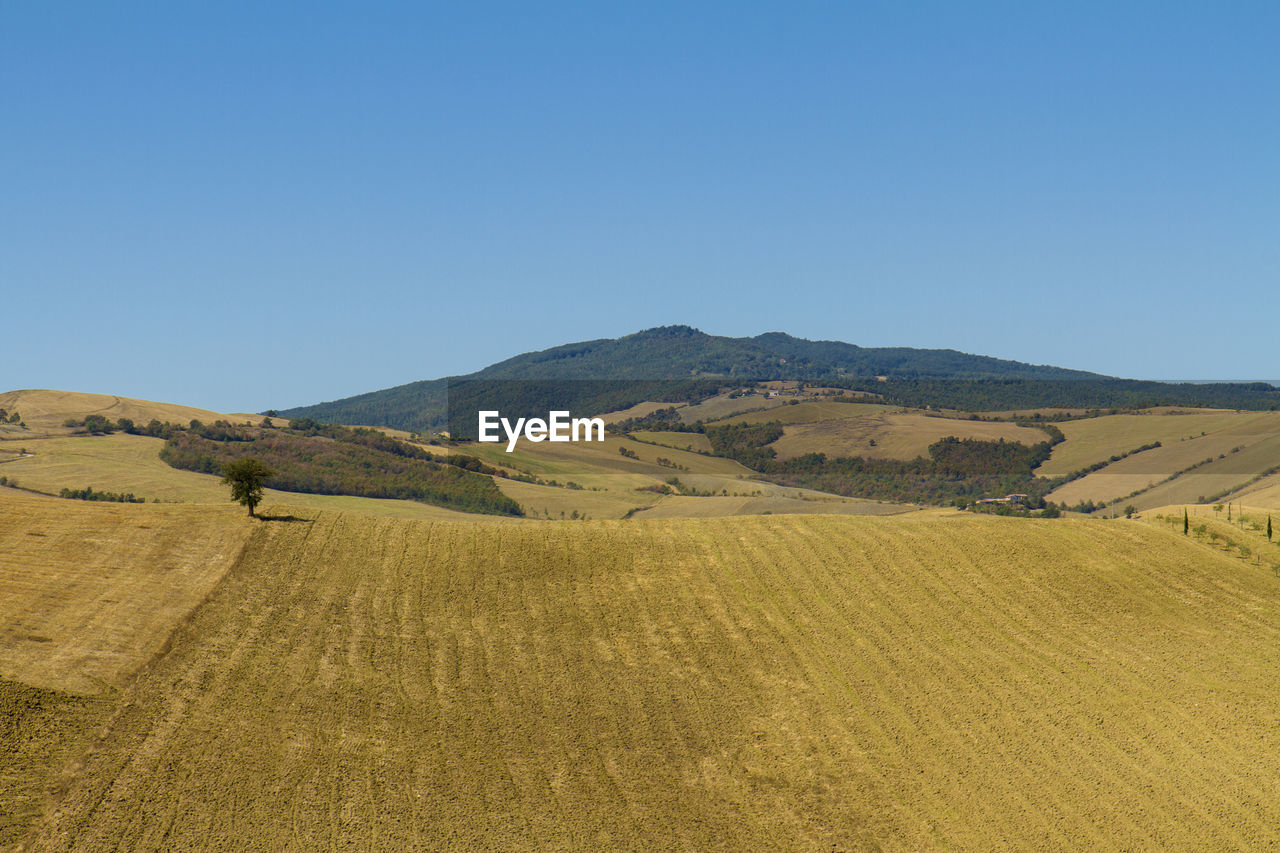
256 513 311 523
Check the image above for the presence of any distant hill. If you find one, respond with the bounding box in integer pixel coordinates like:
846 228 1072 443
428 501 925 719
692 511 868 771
0 389 256 434
279 326 1109 431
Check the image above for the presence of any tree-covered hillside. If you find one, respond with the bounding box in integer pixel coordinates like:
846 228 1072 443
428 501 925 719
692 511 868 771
278 326 1114 431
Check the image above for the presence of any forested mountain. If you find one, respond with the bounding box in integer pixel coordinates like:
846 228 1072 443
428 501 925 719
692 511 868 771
277 326 1279 431
458 326 1102 382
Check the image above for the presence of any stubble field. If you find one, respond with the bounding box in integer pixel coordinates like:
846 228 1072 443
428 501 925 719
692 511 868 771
12 497 1280 851
0 490 253 694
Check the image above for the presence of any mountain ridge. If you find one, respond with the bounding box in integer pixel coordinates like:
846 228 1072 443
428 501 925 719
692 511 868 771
278 326 1108 430
466 325 1105 381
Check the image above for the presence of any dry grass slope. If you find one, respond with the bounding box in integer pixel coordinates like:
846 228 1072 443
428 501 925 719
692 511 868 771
0 490 255 846
19 511 1280 850
600 400 683 424
630 430 713 453
0 390 251 435
1229 471 1280 509
677 393 792 423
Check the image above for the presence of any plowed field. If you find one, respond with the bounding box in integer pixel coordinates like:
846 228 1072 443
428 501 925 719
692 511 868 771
16 510 1280 850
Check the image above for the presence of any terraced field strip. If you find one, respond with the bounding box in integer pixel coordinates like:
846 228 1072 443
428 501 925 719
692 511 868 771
23 513 1280 850
1063 434 1280 513
0 435 230 502
495 464 892 520
1143 506 1280 571
1047 430 1280 507
1037 411 1280 477
462 433 789 519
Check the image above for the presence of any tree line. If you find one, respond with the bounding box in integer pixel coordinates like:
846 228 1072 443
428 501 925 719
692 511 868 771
832 378 1280 412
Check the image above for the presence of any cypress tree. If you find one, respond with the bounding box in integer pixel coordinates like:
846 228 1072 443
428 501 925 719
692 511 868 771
1184 508 1190 536
1268 515 1273 542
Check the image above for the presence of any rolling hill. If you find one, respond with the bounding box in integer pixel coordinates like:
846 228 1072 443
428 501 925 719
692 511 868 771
8 492 1280 849
0 389 261 435
11 386 1280 520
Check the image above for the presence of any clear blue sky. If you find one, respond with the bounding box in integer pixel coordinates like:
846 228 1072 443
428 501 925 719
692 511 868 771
4 2 1277 412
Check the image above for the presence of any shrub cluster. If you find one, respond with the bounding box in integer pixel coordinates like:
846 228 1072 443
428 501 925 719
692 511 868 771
704 422 784 469
59 486 146 503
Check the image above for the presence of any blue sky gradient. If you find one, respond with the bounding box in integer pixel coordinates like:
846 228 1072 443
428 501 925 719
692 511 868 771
4 2 1277 412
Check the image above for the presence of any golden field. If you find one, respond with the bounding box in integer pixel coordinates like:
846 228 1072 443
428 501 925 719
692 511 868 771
7 488 1280 850
0 491 253 694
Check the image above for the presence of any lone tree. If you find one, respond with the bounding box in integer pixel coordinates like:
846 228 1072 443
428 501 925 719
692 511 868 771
221 458 275 517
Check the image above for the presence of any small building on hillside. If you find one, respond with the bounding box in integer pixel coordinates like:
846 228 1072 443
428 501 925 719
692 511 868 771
974 494 1030 506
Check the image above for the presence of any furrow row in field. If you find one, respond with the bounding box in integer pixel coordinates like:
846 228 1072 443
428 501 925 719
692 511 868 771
906 522 1274 845
19 512 1280 851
